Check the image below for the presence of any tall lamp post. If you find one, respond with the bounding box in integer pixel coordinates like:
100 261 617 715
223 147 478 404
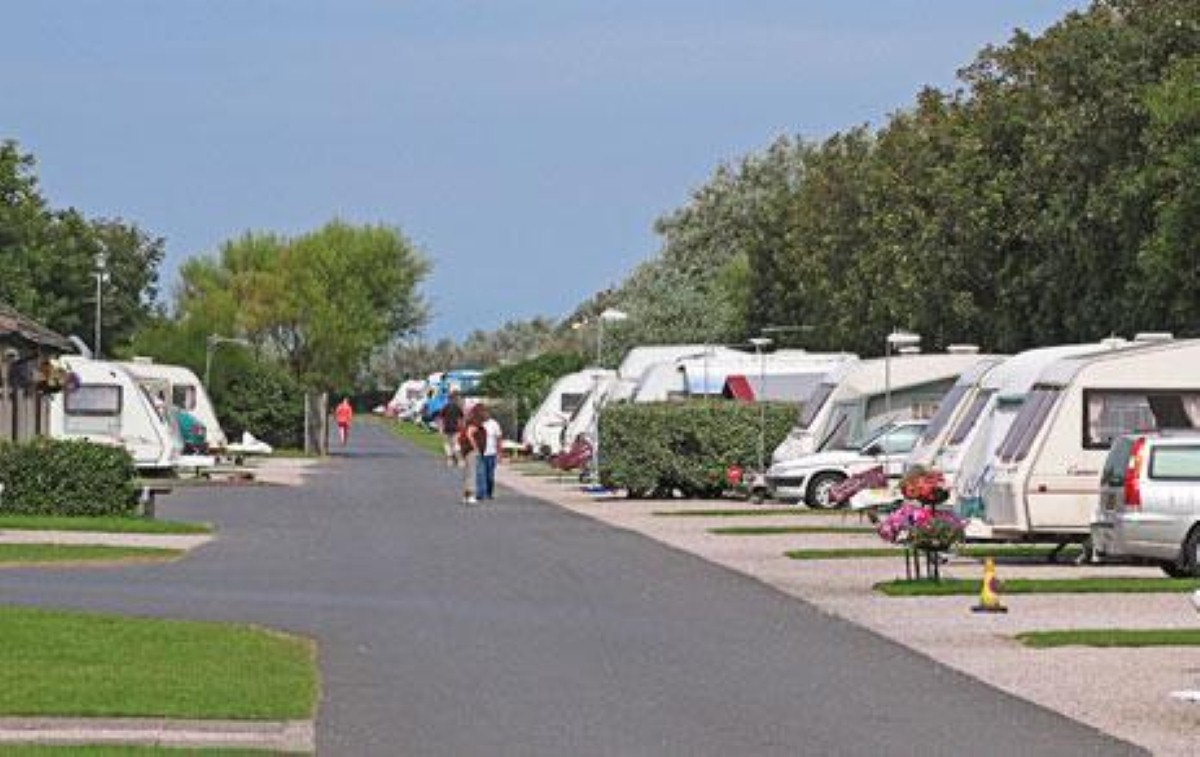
590 308 629 485
749 336 773 473
885 329 921 415
93 250 109 359
205 334 252 389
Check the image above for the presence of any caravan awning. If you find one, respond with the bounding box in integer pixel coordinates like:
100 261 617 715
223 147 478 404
723 375 756 402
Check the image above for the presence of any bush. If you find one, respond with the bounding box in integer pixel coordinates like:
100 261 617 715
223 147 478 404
600 401 798 498
0 439 138 516
215 360 305 449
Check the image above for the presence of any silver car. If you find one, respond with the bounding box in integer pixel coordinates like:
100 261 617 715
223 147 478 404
1092 431 1200 577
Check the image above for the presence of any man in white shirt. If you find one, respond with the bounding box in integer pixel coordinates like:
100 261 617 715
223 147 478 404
480 408 504 500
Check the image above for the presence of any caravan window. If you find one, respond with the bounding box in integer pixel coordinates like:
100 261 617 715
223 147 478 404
997 387 1061 463
65 385 122 416
798 383 835 428
173 385 198 411
1083 390 1200 449
560 392 586 415
948 390 994 446
918 384 969 444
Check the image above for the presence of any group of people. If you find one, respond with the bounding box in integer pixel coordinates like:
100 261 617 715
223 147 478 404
436 390 503 505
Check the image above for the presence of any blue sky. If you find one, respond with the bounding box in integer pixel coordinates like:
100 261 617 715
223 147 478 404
3 1 1087 339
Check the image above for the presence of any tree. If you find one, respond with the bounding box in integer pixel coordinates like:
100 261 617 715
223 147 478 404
0 140 163 351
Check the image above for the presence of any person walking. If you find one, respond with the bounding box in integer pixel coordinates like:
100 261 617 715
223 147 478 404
335 398 354 447
480 406 503 500
438 390 464 467
460 405 486 504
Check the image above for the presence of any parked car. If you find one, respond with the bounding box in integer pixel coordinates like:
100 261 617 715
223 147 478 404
1092 431 1200 577
765 420 928 508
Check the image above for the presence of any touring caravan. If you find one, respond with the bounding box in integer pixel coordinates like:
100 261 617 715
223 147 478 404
49 356 182 470
900 357 1004 472
904 340 1135 522
523 368 613 456
630 349 855 403
771 351 1000 465
981 338 1200 542
385 378 429 419
558 345 737 451
120 359 227 450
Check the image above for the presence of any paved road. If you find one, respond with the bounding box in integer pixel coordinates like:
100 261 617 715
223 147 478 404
0 425 1141 756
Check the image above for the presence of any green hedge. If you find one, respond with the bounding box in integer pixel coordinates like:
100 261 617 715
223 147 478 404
0 439 138 516
600 401 797 498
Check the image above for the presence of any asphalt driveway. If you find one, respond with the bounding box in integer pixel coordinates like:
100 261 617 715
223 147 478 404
0 424 1142 755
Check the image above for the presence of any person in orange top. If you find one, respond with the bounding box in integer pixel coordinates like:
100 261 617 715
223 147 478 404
335 398 354 446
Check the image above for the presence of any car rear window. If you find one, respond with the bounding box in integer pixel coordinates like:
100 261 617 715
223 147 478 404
1149 445 1200 480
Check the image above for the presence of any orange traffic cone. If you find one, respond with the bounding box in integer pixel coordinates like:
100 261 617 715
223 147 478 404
971 556 1008 613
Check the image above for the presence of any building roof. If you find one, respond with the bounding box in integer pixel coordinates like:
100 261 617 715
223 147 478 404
0 302 74 352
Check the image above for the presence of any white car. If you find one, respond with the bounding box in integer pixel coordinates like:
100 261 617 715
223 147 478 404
765 421 928 508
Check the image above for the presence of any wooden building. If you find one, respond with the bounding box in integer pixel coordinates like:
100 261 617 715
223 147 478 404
0 302 74 442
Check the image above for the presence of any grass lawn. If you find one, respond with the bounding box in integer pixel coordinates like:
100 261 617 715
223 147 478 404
876 576 1200 596
787 547 903 560
1016 629 1200 648
0 544 183 566
710 525 875 535
0 605 316 720
785 544 1087 561
654 508 835 517
0 515 210 535
271 447 319 459
374 418 445 457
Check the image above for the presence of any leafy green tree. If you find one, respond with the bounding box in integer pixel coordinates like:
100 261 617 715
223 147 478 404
0 140 163 351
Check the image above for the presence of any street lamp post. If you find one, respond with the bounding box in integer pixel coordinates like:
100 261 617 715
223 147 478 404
205 334 252 389
884 329 921 415
590 309 629 485
749 336 773 473
93 250 108 359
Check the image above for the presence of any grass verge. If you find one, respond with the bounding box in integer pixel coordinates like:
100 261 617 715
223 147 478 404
0 544 183 567
876 577 1200 596
0 515 210 535
654 508 835 517
787 548 902 560
0 605 317 720
785 544 1087 561
710 525 875 535
373 418 445 457
1016 628 1200 648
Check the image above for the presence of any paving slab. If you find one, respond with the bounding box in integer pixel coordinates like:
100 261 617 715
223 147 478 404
0 717 313 751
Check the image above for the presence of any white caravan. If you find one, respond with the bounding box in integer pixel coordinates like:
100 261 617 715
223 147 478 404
981 338 1200 542
904 340 1134 523
120 359 228 450
631 349 855 403
559 345 735 450
771 351 1000 465
902 358 1004 473
386 378 429 419
523 368 614 455
49 356 182 471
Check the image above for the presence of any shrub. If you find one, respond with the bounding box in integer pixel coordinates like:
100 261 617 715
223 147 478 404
0 438 138 516
600 401 797 498
215 359 305 449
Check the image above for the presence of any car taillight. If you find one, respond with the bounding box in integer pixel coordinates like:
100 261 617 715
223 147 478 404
1123 437 1146 509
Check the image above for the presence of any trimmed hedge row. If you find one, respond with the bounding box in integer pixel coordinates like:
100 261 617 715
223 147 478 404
0 439 138 516
599 401 797 498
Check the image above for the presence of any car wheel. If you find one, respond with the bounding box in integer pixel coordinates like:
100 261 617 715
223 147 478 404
805 471 846 509
1161 561 1192 578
